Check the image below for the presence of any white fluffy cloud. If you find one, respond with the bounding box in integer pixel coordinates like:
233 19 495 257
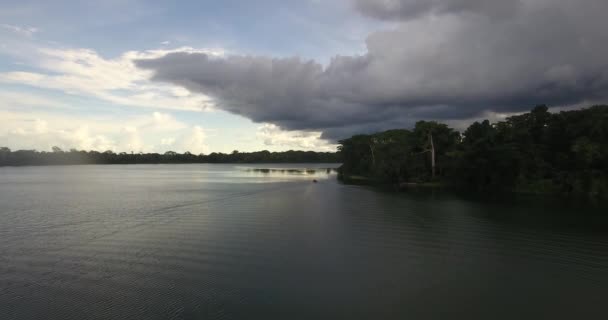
0 110 209 154
256 124 337 152
0 46 224 112
176 126 208 154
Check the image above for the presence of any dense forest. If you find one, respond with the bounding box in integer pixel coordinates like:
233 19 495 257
338 105 608 197
0 149 341 166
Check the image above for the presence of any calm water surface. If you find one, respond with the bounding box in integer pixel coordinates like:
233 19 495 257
0 164 607 319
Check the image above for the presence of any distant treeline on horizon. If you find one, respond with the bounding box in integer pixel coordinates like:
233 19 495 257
3 105 608 197
338 105 608 197
0 149 341 166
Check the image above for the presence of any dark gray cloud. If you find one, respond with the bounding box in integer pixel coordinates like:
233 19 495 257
136 0 608 140
354 0 522 21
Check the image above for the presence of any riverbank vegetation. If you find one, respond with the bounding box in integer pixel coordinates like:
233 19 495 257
0 149 341 166
338 105 608 197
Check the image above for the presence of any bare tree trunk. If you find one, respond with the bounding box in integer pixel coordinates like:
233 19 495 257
429 133 435 179
369 144 376 166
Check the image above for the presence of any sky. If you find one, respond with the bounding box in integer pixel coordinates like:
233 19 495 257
1 0 607 154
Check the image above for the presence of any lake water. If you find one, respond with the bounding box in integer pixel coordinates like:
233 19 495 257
0 164 607 319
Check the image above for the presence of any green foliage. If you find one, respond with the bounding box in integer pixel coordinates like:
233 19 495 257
339 123 459 183
339 105 608 197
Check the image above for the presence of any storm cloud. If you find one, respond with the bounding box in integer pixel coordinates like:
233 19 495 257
136 0 608 140
354 0 523 20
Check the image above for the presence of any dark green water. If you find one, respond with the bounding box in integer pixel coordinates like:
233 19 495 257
0 164 606 319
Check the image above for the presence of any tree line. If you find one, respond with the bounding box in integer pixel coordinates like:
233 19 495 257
0 148 341 166
338 105 608 197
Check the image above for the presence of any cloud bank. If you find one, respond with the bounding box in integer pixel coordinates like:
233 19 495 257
136 0 608 140
0 109 210 154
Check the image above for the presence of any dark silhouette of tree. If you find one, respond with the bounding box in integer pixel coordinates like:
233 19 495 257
0 148 341 166
338 105 608 197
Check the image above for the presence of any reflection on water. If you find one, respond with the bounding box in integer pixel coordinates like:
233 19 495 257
245 166 338 176
0 164 606 319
